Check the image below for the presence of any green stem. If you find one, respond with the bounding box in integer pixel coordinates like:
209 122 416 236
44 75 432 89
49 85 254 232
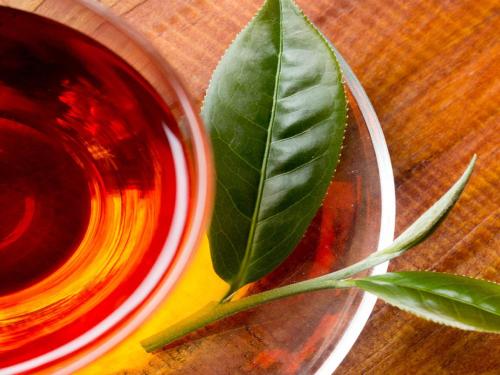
140 246 432 353
141 157 476 353
141 278 353 352
313 252 392 282
218 241 395 303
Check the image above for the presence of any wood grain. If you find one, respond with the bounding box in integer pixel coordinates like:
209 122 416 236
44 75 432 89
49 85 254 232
93 0 500 373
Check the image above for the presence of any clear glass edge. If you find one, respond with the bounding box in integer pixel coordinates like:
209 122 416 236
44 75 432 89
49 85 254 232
315 49 396 374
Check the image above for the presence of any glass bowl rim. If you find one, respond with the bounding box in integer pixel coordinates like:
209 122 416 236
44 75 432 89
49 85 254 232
0 1 214 374
315 48 396 374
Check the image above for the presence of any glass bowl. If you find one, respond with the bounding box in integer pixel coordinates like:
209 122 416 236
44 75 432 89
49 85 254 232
0 1 213 374
82 43 396 375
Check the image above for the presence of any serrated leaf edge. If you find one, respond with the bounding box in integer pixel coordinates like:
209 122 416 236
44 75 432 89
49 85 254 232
381 296 498 333
288 0 348 183
200 4 266 114
366 272 500 316
356 272 500 333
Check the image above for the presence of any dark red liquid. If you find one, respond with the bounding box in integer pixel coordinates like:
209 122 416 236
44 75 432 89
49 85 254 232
0 7 180 295
0 118 91 294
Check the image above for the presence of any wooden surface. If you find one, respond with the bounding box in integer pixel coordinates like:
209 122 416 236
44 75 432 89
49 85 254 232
98 0 499 374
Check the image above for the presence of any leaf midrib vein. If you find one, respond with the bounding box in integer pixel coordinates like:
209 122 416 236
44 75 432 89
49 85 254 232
231 1 285 291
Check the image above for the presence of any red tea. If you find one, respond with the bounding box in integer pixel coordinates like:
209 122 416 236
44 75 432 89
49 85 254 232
0 6 181 294
0 6 188 366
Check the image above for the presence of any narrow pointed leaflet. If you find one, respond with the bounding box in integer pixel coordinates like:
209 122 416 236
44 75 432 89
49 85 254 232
201 0 347 295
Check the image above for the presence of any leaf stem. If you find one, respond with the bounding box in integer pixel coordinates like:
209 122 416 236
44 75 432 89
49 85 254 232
141 277 353 352
141 156 476 353
141 250 396 352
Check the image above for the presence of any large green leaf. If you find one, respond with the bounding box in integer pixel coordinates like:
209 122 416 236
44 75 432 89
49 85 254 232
202 0 347 293
353 272 500 333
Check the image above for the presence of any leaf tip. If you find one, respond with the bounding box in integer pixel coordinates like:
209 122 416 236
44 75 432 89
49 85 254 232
453 154 477 198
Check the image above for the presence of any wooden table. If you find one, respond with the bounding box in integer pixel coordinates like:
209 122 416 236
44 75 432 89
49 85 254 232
7 0 496 373
101 0 499 373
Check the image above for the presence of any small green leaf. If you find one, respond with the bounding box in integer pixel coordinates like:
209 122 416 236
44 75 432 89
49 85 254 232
317 156 476 281
202 0 347 294
379 155 477 257
353 272 500 333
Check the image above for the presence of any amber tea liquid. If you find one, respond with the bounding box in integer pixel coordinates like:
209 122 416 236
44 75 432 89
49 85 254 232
0 6 188 366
